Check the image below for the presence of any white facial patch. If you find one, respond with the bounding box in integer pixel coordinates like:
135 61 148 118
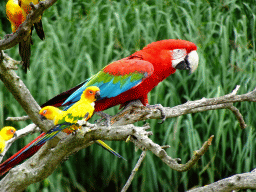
170 49 187 68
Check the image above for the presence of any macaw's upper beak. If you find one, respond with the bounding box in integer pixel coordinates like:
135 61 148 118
13 132 17 138
174 50 199 73
40 114 47 121
95 91 100 100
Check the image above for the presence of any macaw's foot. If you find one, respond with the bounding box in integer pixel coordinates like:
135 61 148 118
146 104 166 124
95 111 111 127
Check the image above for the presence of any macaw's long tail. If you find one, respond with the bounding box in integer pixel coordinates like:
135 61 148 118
0 132 45 176
96 140 126 160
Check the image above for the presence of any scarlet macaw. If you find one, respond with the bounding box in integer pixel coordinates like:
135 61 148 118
43 39 199 112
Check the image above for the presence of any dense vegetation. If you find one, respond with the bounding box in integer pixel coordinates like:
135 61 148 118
0 0 255 191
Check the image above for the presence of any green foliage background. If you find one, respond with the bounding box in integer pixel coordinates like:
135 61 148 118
0 0 256 191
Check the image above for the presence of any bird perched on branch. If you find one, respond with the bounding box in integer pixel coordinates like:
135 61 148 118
6 0 45 73
43 39 199 112
0 126 16 154
0 87 123 176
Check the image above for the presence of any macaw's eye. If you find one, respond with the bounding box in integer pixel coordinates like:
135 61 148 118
89 90 93 94
43 110 47 114
10 129 14 133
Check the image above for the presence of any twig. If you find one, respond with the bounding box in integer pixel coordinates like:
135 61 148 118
6 116 30 121
121 151 147 192
227 105 247 129
132 133 214 172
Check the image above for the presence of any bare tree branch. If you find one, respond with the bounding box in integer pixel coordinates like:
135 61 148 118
188 169 256 192
121 151 147 192
227 105 247 129
0 122 213 192
6 116 30 121
111 86 255 129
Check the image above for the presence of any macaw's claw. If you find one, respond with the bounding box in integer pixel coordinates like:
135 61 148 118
146 104 166 124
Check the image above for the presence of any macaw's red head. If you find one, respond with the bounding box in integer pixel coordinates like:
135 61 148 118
142 39 199 74
0 126 17 140
39 106 61 121
81 86 100 103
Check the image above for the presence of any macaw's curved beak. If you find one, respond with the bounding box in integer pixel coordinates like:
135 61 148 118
95 91 100 100
13 132 17 138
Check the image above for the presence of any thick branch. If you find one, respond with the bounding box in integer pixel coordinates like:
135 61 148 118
0 123 213 191
188 170 256 192
0 0 57 50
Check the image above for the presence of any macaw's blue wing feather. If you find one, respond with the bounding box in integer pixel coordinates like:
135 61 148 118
62 59 154 108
